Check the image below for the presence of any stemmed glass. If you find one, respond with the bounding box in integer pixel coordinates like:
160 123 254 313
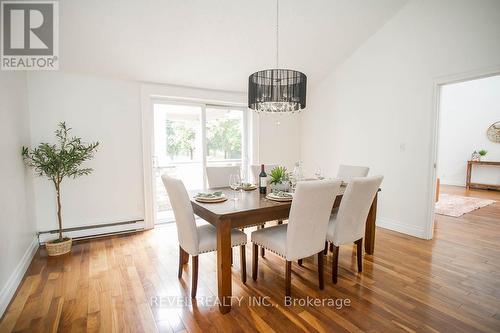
229 174 242 201
314 167 323 180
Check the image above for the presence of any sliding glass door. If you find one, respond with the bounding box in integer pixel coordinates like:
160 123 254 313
153 101 247 224
206 106 246 171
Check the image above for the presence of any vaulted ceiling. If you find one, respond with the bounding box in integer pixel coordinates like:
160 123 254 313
60 0 408 91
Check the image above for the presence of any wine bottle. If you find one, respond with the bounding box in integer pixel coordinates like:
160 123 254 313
259 164 267 194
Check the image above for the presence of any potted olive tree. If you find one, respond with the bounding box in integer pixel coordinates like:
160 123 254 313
22 122 99 256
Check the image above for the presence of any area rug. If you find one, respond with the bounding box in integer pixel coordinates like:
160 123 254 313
435 194 496 217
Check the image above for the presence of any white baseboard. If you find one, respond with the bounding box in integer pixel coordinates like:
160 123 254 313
0 235 39 317
376 217 428 239
38 220 145 244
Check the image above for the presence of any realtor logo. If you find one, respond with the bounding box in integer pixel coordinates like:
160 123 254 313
1 1 58 70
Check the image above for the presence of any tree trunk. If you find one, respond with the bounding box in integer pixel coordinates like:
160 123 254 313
56 183 63 241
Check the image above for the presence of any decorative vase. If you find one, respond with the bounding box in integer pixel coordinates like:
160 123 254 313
270 181 290 192
471 151 480 162
45 238 72 256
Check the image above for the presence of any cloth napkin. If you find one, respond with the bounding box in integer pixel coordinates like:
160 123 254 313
196 191 223 198
271 191 293 198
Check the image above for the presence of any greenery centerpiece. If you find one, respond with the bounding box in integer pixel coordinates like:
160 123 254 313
269 166 291 192
22 122 99 256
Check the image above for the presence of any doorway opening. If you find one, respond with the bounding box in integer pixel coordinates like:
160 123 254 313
432 73 500 232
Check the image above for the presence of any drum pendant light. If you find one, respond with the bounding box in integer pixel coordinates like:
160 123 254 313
248 0 307 113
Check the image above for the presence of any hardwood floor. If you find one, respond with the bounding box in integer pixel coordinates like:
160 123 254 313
1 185 499 332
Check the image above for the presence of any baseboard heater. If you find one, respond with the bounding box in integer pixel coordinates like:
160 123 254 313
37 219 145 244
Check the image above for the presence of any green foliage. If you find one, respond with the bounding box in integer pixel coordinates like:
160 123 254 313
178 126 196 159
165 119 196 160
207 119 241 159
269 166 289 185
165 119 180 159
478 149 488 156
164 118 241 161
22 122 99 241
22 122 99 183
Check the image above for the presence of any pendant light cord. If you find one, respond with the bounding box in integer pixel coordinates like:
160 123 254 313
276 0 279 68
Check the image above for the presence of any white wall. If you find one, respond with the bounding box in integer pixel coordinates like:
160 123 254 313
0 72 37 316
27 72 144 232
254 112 301 170
300 0 500 238
438 75 500 186
27 72 300 231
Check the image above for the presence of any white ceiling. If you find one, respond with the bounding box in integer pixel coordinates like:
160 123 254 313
60 0 408 92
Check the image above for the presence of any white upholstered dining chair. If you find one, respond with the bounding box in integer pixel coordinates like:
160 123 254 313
206 166 241 188
326 175 383 283
161 175 248 297
337 165 370 181
251 180 341 296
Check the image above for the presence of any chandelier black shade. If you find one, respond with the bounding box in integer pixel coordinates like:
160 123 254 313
248 69 307 113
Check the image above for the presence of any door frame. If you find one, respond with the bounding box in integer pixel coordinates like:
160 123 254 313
141 84 248 229
426 65 500 238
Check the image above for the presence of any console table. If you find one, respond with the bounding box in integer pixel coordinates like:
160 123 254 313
466 160 500 190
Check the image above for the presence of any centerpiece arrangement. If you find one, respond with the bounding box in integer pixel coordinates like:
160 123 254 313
22 122 99 256
269 166 291 192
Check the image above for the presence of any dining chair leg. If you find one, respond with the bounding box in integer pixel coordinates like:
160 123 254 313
317 251 324 290
323 241 328 255
252 244 258 280
332 245 339 284
298 259 303 266
285 260 292 297
240 245 247 283
191 255 199 298
355 238 363 272
178 246 188 278
260 224 266 258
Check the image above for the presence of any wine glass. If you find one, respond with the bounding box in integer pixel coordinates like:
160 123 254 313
240 174 247 193
229 174 241 201
314 167 323 180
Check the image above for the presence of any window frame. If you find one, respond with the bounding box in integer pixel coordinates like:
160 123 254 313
150 99 249 224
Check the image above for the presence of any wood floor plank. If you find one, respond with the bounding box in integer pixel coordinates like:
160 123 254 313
1 185 500 332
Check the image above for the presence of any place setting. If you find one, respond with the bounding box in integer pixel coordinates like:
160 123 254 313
193 191 228 203
194 174 259 203
265 165 294 202
266 191 293 202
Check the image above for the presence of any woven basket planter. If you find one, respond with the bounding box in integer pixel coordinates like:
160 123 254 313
45 238 72 256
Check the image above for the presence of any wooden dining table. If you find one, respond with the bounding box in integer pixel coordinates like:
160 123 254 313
190 185 380 314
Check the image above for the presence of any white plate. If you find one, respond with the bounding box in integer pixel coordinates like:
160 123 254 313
241 184 258 191
194 194 227 203
266 193 293 202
